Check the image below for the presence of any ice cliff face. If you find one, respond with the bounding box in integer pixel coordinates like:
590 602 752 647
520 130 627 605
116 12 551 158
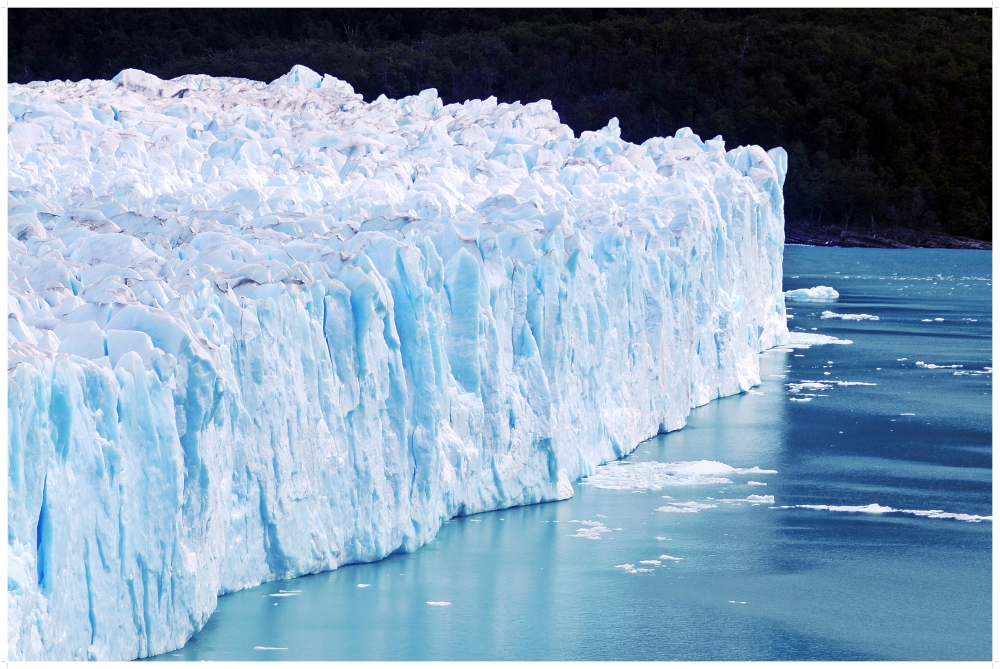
8 65 788 660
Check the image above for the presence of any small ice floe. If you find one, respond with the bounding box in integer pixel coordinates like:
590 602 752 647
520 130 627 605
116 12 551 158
659 555 684 561
899 413 915 416
269 590 301 597
915 361 963 369
778 503 991 523
639 560 662 566
655 536 671 541
784 286 839 302
820 311 879 321
427 601 452 606
469 519 481 522
254 646 288 651
357 584 371 588
786 379 876 401
582 460 775 491
897 358 908 361
747 481 767 486
785 332 853 349
921 319 933 322
615 563 654 574
953 367 992 376
656 501 718 513
718 494 775 505
566 520 612 539
934 318 944 321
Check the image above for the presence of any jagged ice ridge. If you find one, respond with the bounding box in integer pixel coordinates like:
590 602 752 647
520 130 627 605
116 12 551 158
8 65 789 660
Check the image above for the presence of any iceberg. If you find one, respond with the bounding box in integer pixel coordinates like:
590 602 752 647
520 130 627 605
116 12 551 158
784 285 839 302
7 65 789 660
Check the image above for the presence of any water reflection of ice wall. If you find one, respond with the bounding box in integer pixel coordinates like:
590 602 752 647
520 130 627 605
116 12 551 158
7 65 788 660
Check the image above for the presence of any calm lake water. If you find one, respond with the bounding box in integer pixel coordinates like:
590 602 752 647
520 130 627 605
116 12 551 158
151 245 991 661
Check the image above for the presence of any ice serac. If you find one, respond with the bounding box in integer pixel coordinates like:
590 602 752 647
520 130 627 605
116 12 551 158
7 65 789 660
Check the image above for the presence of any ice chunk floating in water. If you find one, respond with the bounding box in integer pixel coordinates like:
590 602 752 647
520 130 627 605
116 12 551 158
778 504 991 523
581 460 777 491
656 501 720 513
782 332 854 348
820 311 878 321
784 286 839 302
7 65 789 660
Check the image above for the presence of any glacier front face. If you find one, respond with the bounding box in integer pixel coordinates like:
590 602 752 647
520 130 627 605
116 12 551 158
8 65 788 660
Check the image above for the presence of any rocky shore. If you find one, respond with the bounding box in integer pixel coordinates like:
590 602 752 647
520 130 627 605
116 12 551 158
786 221 991 250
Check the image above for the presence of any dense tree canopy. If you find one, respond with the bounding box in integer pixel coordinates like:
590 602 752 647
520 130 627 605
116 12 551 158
9 9 991 241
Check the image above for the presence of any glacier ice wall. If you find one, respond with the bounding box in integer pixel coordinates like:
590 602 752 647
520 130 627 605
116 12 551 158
8 65 788 660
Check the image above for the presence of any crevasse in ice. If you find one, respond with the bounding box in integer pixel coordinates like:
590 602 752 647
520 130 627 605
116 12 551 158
8 65 789 660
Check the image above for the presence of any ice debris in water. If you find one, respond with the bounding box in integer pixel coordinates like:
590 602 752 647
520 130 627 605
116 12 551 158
717 494 775 504
426 602 452 607
582 460 777 491
566 520 613 539
785 379 876 402
784 286 839 302
7 65 790 660
779 504 991 523
820 311 879 321
656 501 719 513
952 367 991 376
915 361 963 369
780 332 853 349
615 564 655 574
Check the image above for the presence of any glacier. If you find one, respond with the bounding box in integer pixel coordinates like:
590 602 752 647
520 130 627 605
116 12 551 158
7 64 789 660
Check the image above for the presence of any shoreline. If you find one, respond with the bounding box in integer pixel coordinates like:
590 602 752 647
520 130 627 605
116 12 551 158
785 221 991 250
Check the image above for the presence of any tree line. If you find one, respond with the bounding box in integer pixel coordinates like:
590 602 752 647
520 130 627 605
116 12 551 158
9 9 991 241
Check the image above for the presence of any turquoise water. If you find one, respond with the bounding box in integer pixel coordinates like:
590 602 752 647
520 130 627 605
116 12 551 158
151 246 991 661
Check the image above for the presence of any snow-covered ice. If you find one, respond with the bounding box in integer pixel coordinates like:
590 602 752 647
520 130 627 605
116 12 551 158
7 65 788 660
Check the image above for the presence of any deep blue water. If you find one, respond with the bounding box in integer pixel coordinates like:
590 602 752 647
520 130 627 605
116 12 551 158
152 246 991 661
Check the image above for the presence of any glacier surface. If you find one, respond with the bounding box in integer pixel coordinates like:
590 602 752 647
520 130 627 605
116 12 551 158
8 64 788 660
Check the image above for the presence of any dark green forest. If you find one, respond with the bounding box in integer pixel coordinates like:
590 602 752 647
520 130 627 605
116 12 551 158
9 9 992 243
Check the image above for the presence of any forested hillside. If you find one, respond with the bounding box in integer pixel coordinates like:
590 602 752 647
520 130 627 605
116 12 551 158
9 9 991 244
